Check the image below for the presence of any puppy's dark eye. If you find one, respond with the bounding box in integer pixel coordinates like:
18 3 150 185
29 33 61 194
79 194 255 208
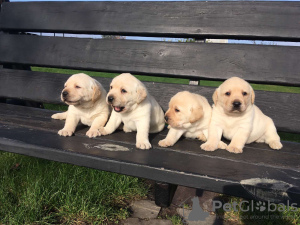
242 92 248 96
121 89 127 93
225 92 231 96
110 86 113 89
175 108 180 112
75 86 81 89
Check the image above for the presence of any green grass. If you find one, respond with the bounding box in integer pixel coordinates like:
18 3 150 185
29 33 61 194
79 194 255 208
165 215 184 225
43 103 67 111
0 152 147 224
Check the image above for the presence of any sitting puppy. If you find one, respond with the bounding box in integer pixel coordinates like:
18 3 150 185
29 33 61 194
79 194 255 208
158 91 227 148
99 73 165 149
51 73 110 138
201 77 282 153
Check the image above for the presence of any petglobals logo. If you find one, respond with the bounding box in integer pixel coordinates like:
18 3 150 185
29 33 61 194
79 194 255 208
212 200 298 213
180 197 298 223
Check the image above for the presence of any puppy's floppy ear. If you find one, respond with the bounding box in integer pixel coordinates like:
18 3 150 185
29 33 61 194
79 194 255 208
250 85 255 104
189 104 203 123
212 88 219 105
92 81 101 103
136 84 147 104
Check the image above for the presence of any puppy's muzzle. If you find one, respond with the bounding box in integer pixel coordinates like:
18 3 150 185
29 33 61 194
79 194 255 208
164 116 169 122
232 100 241 109
62 91 68 100
107 95 114 103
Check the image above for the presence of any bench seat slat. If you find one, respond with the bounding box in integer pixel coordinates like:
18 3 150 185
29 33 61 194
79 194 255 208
1 34 300 85
0 69 299 133
1 2 300 41
0 104 299 204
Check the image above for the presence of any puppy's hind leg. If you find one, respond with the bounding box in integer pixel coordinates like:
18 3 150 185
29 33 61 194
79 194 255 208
123 125 133 133
264 119 282 150
51 111 67 120
197 131 207 142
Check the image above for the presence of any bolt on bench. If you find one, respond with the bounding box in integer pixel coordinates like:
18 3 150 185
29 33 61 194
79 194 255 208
0 1 300 207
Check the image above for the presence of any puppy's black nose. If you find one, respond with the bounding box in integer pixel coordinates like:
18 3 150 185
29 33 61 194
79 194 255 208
165 116 168 121
233 101 241 108
107 95 114 103
62 91 68 98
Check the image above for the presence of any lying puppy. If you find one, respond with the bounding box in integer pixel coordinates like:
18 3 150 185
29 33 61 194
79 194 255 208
99 73 165 149
158 91 227 148
51 73 110 138
201 77 282 153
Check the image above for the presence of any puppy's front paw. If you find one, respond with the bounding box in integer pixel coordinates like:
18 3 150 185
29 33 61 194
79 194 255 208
200 142 217 151
218 141 228 149
269 140 283 150
99 127 108 136
136 140 152 150
86 128 100 138
158 139 173 147
52 113 64 120
226 145 243 154
198 133 207 142
58 129 73 137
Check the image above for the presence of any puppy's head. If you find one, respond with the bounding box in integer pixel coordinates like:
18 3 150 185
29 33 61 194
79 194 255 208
106 73 147 113
213 77 255 114
61 73 102 106
165 91 204 128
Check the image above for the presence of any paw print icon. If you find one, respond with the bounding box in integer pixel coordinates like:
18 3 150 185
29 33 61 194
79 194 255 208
255 201 266 212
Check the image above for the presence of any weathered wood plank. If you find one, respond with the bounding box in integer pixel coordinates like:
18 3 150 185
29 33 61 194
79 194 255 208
1 2 300 41
0 106 299 204
0 34 300 85
0 69 299 133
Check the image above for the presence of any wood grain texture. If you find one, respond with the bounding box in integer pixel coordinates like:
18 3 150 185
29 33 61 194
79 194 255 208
0 104 299 204
1 2 300 41
0 34 300 85
0 69 299 133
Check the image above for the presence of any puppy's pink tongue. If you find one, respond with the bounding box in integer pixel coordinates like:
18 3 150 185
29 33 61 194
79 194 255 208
114 106 121 112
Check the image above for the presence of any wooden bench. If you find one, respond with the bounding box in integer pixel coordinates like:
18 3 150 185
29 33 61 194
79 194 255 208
0 1 299 208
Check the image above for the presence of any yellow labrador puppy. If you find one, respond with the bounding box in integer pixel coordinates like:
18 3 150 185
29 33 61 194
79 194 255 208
51 73 110 138
201 77 282 153
158 91 227 148
99 73 165 149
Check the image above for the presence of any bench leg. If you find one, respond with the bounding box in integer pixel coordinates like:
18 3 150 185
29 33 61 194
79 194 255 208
154 182 177 207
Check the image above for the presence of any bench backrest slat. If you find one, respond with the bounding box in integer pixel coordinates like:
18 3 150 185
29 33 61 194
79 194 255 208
1 2 300 41
0 34 299 86
0 1 299 133
0 68 299 134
